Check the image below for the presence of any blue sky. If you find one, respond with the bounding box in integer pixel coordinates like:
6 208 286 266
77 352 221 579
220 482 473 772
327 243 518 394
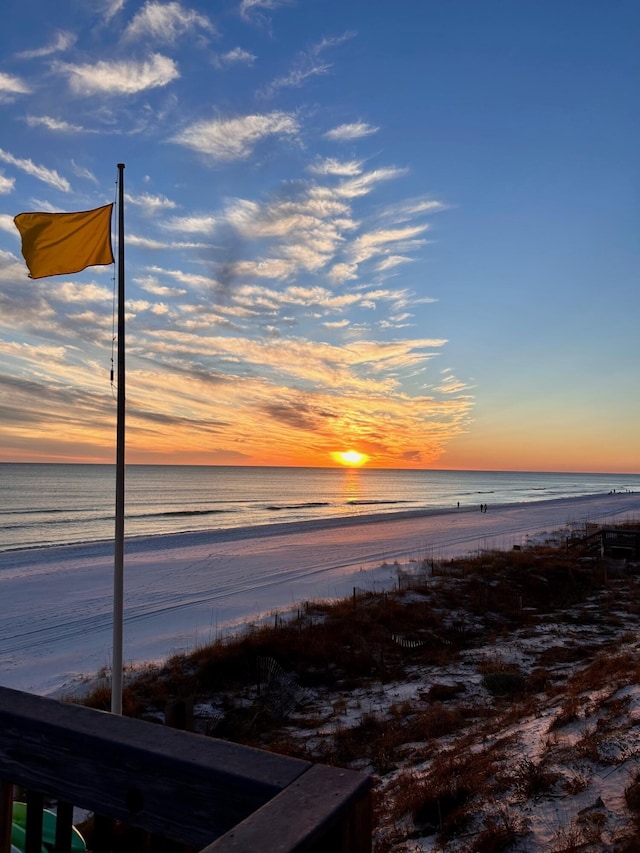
0 0 638 471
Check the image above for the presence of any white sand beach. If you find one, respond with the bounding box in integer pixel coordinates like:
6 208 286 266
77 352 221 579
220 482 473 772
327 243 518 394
1 491 639 698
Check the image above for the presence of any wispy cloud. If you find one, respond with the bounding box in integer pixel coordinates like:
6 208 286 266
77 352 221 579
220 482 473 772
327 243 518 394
127 234 211 250
70 162 99 183
171 111 299 160
55 54 179 95
194 161 431 292
220 192 351 278
0 148 70 192
15 31 76 59
27 199 63 213
0 218 18 236
258 32 355 98
239 0 294 24
0 71 31 100
349 224 428 265
435 373 470 394
380 197 446 223
212 47 256 69
258 61 330 99
375 255 413 272
144 265 216 289
258 32 355 99
25 115 85 133
135 276 187 297
161 214 217 234
308 158 363 177
124 2 216 43
103 0 125 24
0 174 15 194
228 282 405 316
51 281 113 304
324 122 379 141
126 191 178 213
333 166 407 199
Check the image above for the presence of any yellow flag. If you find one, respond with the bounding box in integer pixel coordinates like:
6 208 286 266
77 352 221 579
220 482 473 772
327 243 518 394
14 204 114 279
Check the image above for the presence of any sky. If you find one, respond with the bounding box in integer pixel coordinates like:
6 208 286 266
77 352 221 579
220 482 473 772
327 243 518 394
0 0 638 473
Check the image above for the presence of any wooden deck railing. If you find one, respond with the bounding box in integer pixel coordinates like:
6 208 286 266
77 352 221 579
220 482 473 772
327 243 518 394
0 686 372 852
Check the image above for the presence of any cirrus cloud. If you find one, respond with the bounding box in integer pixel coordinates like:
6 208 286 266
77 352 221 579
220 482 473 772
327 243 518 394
239 0 294 23
55 54 179 95
0 71 31 100
324 122 379 141
25 115 86 133
0 148 70 192
0 174 15 194
124 2 216 43
171 111 299 160
15 31 76 60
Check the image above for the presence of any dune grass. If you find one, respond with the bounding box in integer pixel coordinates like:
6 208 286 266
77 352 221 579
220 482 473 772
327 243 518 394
79 528 640 851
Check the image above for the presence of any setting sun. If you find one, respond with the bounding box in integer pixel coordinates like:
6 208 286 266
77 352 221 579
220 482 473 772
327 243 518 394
332 450 369 467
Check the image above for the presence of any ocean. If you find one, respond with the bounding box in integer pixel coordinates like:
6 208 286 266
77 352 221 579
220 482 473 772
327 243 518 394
1 463 638 553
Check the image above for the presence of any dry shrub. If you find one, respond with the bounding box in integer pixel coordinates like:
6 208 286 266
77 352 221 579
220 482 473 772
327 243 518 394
573 725 618 765
329 712 400 773
380 770 426 827
562 771 591 795
465 807 528 852
573 806 607 845
625 778 640 811
384 759 475 840
425 681 466 702
404 703 473 742
549 695 581 731
511 757 559 799
564 646 640 698
322 701 482 773
80 681 112 711
483 668 527 699
550 823 590 852
536 642 598 667
405 740 510 843
527 666 550 693
599 692 632 717
411 782 473 841
615 832 640 853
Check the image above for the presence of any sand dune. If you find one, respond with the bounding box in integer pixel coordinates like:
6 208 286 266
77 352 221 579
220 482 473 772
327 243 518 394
1 491 638 697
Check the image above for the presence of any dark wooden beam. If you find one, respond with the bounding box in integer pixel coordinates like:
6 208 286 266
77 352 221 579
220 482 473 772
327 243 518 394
0 686 310 848
202 764 372 853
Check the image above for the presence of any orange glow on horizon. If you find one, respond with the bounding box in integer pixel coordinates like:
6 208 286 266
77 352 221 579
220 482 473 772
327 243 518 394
332 449 369 467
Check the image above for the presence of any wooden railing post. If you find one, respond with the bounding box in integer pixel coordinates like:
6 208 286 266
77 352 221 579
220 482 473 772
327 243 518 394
54 800 74 853
25 790 44 853
0 782 12 853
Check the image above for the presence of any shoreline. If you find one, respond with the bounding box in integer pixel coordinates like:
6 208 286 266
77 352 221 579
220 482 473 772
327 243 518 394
2 490 639 698
1 489 634 560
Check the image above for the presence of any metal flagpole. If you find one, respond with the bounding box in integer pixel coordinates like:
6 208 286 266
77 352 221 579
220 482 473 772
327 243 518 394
111 163 126 715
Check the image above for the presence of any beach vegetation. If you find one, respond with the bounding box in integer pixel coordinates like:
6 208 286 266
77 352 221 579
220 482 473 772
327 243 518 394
77 528 640 851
